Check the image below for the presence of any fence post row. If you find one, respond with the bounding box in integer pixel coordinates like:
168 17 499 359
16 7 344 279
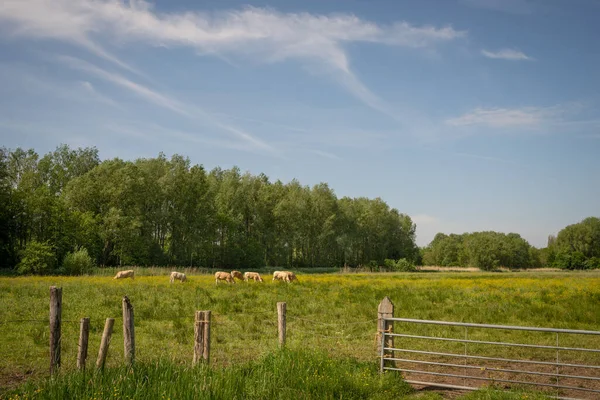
77 317 90 370
277 302 287 347
378 296 394 372
122 295 135 366
193 310 211 365
49 286 62 375
96 318 115 370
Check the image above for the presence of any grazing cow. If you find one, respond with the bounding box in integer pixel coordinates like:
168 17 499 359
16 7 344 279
284 271 298 283
243 272 264 282
215 271 235 285
272 271 286 282
273 270 298 283
170 271 187 283
273 270 297 283
231 270 244 281
113 270 135 280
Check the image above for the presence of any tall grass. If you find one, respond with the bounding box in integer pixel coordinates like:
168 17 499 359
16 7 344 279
3 349 414 400
2 349 551 400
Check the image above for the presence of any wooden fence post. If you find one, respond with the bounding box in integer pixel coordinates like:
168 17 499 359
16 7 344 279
202 311 211 364
122 296 135 366
77 317 90 370
193 311 211 365
193 311 202 365
378 297 394 372
49 286 62 375
96 318 115 370
277 302 286 347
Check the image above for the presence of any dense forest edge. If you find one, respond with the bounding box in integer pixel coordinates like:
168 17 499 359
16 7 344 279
0 145 598 274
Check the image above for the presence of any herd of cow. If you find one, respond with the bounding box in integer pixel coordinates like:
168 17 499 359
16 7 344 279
112 269 298 284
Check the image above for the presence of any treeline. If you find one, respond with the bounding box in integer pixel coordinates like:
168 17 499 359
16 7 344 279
0 145 418 272
422 231 540 270
422 217 600 270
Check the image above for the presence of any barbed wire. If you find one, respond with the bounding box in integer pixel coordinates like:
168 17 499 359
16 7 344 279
0 319 82 324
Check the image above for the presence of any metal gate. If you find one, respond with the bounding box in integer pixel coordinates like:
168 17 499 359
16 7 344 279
380 318 600 400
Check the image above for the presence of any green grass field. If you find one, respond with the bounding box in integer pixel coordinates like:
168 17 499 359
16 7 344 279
1 270 599 399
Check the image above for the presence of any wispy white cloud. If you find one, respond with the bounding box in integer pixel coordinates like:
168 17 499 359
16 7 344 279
58 56 275 153
79 81 119 107
445 106 568 128
481 48 533 61
106 123 258 152
306 149 342 160
0 0 466 116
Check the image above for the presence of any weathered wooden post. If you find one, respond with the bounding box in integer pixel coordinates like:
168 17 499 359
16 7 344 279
77 317 90 370
193 311 203 365
193 310 211 365
122 296 135 366
96 318 115 370
49 286 62 375
378 297 394 372
277 302 286 347
202 311 211 364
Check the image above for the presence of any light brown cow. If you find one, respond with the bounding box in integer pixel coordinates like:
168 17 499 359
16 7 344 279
272 270 297 283
243 272 264 282
231 270 244 281
284 271 298 282
215 271 235 285
113 270 135 280
170 271 187 283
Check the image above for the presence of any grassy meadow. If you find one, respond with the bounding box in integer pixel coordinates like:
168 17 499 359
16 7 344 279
1 270 600 399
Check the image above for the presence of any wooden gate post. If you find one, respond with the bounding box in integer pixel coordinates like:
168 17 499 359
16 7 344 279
277 302 286 347
378 297 394 371
122 296 135 366
96 318 115 370
49 286 62 375
77 317 90 370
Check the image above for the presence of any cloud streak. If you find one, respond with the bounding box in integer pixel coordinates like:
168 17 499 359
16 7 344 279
482 48 533 61
58 56 275 153
0 0 466 117
445 106 567 128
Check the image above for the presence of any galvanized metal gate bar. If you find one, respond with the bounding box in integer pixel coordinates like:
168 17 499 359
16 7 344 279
380 317 600 400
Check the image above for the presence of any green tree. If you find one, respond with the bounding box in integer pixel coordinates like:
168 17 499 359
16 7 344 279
17 241 56 275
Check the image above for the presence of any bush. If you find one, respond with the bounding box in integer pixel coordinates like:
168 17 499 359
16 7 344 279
368 260 378 271
17 241 56 275
584 257 600 270
62 247 95 275
393 258 416 272
385 258 416 272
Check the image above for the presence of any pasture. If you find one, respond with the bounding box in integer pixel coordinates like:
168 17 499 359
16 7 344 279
1 270 600 398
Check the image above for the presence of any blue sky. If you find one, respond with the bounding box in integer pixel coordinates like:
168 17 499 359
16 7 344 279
1 0 599 247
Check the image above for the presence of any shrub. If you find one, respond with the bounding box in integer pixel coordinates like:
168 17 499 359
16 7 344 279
584 257 600 270
384 258 416 272
393 258 416 272
62 247 95 275
368 260 378 271
17 241 56 275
